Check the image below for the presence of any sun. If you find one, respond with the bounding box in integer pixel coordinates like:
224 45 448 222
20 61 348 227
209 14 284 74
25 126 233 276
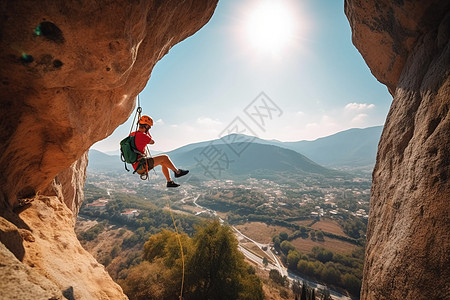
244 1 296 57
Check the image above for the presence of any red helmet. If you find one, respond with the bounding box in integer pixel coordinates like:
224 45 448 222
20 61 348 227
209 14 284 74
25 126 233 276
139 115 153 126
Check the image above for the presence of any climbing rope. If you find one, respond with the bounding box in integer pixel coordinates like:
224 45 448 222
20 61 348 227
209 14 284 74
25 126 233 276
165 195 185 300
133 95 185 298
128 94 142 136
144 144 157 179
129 95 156 181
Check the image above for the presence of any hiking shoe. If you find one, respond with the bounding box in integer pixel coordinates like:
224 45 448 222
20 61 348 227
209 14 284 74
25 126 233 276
167 181 180 188
175 169 189 178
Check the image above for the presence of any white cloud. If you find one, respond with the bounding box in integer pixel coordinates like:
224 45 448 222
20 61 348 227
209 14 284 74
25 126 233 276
195 117 223 127
351 113 368 124
345 102 375 111
155 118 164 125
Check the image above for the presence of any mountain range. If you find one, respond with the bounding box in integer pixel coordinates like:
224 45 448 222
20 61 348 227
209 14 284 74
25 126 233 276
87 126 383 178
166 142 341 179
266 126 383 169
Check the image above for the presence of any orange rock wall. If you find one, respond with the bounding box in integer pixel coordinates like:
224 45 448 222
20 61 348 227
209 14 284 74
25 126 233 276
0 1 217 298
0 0 217 209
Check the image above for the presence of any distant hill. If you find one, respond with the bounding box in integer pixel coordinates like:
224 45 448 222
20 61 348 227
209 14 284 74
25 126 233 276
279 126 383 169
167 142 343 180
88 142 342 180
88 126 382 175
212 126 382 170
170 126 382 170
87 150 123 172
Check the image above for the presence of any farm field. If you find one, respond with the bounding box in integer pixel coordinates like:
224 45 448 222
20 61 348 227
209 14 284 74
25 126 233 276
165 208 191 216
311 218 347 236
292 219 314 227
290 236 358 255
235 222 294 244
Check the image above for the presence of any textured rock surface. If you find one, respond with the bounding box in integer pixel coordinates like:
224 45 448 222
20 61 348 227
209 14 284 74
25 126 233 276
44 151 89 220
345 1 450 299
0 241 63 300
345 0 450 95
3 0 446 299
0 0 217 208
0 1 217 299
1 196 127 299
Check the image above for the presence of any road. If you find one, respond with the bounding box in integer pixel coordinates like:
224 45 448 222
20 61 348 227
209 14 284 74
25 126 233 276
180 190 351 300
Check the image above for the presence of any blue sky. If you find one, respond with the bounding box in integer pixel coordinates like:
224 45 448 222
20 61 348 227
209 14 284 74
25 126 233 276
93 0 392 153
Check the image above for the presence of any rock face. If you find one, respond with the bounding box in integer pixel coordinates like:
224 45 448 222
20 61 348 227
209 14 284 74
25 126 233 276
1 0 447 299
0 0 217 299
0 0 217 208
0 241 63 300
44 152 89 220
1 196 127 299
345 1 450 299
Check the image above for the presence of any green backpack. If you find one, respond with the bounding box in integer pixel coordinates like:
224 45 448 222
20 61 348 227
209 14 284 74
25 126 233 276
120 135 142 171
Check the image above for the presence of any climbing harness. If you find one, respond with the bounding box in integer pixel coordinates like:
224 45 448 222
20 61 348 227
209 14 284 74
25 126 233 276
120 95 156 180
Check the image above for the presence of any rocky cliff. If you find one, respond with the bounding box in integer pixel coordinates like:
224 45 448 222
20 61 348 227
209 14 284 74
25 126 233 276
0 0 217 298
345 0 450 299
1 0 448 299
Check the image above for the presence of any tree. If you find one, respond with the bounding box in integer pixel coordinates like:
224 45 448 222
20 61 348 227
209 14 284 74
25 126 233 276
342 273 361 296
262 256 269 267
280 240 295 254
238 274 264 300
297 259 309 274
310 288 315 300
124 221 263 300
143 229 190 269
287 250 301 270
110 245 120 258
101 254 112 267
269 269 287 287
187 220 263 300
79 223 104 241
316 230 324 241
119 261 178 300
321 264 341 285
316 249 333 263
312 261 324 277
300 282 307 300
273 236 281 249
279 231 289 241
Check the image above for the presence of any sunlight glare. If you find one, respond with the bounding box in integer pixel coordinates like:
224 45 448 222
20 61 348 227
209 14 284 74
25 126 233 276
244 1 296 57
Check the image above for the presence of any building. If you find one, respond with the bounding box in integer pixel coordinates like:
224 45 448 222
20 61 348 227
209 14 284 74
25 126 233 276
86 199 109 210
120 209 140 218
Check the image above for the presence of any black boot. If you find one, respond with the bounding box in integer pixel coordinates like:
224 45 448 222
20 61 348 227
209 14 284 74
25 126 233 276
175 169 189 178
167 181 180 188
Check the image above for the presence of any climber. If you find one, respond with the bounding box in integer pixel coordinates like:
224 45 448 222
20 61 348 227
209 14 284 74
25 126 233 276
131 115 189 187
